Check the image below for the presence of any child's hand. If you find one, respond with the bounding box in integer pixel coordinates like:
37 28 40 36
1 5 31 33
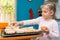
11 22 23 26
11 22 19 26
41 26 49 35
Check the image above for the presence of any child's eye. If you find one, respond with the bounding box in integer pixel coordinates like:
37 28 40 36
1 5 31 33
42 11 47 13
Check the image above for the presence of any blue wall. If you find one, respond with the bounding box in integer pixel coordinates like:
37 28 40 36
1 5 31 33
16 0 44 29
16 0 44 21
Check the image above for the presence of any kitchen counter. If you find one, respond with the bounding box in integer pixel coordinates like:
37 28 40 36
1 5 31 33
0 34 43 40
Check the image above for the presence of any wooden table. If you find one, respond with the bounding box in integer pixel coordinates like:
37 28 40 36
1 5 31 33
0 34 43 40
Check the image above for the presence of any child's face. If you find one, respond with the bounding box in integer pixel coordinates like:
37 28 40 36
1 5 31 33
42 6 53 19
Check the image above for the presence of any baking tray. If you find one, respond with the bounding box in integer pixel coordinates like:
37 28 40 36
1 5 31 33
2 31 43 37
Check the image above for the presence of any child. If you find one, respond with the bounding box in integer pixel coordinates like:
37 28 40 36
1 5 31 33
12 2 59 40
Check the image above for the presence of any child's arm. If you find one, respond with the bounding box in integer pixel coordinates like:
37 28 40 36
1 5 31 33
12 17 41 26
48 22 59 38
21 18 39 25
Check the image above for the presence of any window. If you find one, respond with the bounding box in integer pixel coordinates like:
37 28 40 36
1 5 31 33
0 0 16 23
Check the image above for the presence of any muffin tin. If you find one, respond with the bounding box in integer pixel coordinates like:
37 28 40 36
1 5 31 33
2 31 43 37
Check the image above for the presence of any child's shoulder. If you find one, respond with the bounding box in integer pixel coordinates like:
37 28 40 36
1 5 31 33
52 19 57 22
51 19 58 24
37 16 43 19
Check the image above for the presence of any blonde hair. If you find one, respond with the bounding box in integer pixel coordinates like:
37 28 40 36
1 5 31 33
41 2 56 19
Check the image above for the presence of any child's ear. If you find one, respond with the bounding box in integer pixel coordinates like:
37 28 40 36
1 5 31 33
50 10 54 16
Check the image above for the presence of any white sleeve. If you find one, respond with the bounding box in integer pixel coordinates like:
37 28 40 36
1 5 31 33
22 17 41 25
49 22 59 38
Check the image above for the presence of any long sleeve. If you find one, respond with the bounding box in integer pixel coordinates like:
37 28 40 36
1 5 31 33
49 21 59 38
21 17 41 25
